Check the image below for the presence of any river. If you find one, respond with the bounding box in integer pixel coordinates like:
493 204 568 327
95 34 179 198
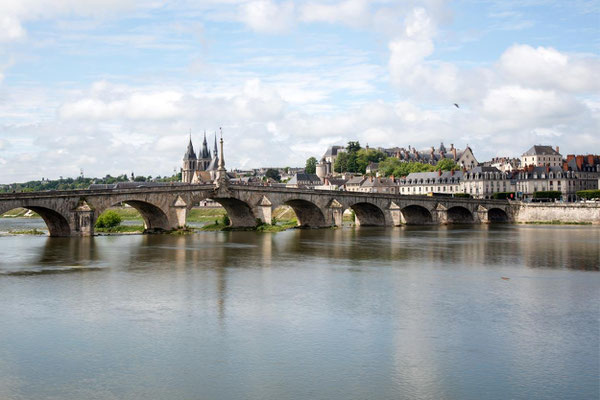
0 219 598 400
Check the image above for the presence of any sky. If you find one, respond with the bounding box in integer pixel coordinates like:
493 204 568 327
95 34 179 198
0 0 599 182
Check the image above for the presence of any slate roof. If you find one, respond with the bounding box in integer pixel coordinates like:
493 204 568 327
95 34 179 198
345 176 367 186
322 146 345 158
288 173 322 185
402 170 464 184
361 177 396 187
522 145 561 156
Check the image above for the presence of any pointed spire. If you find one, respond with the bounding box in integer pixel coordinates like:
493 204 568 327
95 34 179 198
214 132 218 157
201 130 210 159
184 130 196 160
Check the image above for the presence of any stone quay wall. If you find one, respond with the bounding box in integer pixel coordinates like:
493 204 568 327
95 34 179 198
514 203 600 224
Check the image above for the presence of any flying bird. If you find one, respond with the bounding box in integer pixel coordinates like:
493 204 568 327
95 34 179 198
453 103 460 108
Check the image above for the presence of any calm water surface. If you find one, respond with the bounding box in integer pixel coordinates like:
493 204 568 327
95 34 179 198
0 222 598 400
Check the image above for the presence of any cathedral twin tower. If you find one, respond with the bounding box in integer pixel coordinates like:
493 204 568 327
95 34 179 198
181 132 220 183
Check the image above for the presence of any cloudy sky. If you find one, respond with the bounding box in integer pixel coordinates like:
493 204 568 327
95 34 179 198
0 0 598 182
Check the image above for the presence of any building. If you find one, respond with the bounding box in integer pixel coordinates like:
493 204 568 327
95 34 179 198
381 142 478 170
398 170 464 196
461 167 513 199
359 177 398 194
181 132 220 183
314 177 348 191
487 157 521 173
286 173 322 189
521 145 562 167
322 146 345 165
345 176 367 192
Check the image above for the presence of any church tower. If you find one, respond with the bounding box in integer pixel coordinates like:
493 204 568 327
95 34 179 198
181 135 197 183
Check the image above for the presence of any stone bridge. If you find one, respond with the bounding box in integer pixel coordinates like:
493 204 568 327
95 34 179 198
0 182 516 236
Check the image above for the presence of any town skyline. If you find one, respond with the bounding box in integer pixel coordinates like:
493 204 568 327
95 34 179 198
1 1 598 183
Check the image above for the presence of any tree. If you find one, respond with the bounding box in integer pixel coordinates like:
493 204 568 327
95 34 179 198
265 168 281 181
356 148 387 174
346 141 361 153
95 211 122 229
305 157 317 174
377 159 435 177
436 158 459 171
334 152 349 173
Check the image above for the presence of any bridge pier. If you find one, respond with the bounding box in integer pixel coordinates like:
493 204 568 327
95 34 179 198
476 205 489 224
327 199 344 227
434 204 448 224
254 196 272 225
73 200 95 237
388 202 402 226
171 196 188 229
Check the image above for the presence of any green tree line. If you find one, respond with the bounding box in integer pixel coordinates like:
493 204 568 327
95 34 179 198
0 172 182 193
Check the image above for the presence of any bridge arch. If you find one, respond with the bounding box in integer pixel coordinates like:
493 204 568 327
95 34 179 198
401 205 433 225
488 207 509 223
284 199 327 228
96 200 171 232
212 197 257 228
349 202 386 226
447 206 475 224
0 206 71 236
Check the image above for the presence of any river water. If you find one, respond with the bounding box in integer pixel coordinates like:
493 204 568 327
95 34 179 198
0 219 598 400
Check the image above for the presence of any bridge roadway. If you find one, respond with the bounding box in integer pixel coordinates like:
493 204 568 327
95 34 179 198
0 183 513 236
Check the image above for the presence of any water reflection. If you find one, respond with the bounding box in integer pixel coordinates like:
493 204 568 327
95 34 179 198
0 226 598 400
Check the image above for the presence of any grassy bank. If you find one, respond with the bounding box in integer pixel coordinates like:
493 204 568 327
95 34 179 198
1 208 40 218
518 221 592 225
95 225 145 233
5 228 46 235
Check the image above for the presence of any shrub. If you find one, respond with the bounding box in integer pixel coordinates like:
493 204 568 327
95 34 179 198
492 192 515 200
533 191 561 199
453 193 471 198
577 190 600 200
221 214 230 226
95 210 122 228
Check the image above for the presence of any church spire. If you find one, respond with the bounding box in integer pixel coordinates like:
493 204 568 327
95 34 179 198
183 131 196 160
201 130 210 159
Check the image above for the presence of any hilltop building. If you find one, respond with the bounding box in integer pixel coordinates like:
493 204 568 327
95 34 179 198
378 143 478 170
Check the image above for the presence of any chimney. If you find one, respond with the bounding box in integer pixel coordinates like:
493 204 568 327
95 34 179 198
451 169 455 176
452 147 457 159
556 146 560 154
438 169 442 176
450 143 454 151
576 155 584 170
390 174 395 182
588 155 594 166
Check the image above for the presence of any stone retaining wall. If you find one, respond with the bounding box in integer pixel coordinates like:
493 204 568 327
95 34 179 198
514 203 600 224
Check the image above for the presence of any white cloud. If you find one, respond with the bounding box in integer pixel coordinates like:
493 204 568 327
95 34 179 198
299 0 370 27
239 0 296 33
498 44 600 93
481 86 584 127
59 90 184 120
0 15 26 42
